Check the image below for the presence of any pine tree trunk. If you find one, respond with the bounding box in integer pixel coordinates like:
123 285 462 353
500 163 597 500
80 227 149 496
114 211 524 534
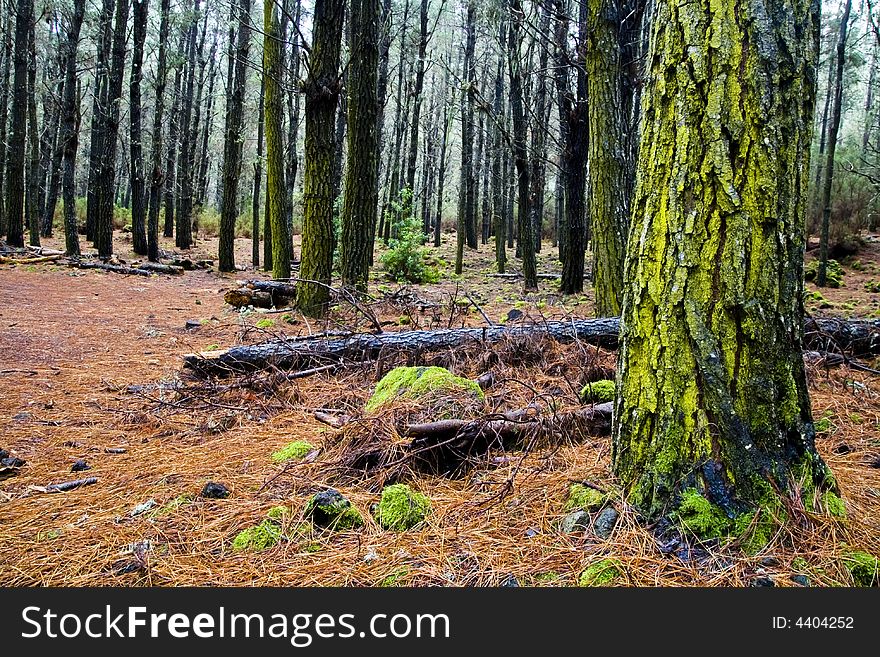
613 0 833 521
129 0 149 255
508 0 536 290
26 17 40 248
85 0 114 245
298 0 345 315
147 0 171 262
218 0 251 271
94 0 130 258
164 64 182 239
340 0 380 291
0 10 11 238
60 0 85 257
253 81 265 270
587 0 629 316
462 3 477 251
264 0 291 279
817 0 853 287
492 47 506 273
285 0 303 237
3 0 32 247
174 0 201 250
404 0 429 220
433 56 450 249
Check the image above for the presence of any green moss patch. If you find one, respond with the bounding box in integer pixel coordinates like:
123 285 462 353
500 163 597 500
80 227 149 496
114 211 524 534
578 559 623 587
304 489 364 530
271 440 315 463
580 379 616 403
805 259 844 288
231 519 284 551
821 490 847 519
675 489 731 539
564 483 606 512
843 551 879 587
364 366 484 414
374 484 431 531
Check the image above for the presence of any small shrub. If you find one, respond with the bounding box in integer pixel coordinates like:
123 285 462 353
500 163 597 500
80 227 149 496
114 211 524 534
380 200 440 284
804 259 844 288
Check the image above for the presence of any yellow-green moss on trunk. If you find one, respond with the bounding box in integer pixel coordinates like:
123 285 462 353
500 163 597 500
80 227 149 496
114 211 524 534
612 0 834 521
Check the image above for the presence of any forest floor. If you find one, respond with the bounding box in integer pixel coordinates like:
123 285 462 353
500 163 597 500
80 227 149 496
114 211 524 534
0 229 879 586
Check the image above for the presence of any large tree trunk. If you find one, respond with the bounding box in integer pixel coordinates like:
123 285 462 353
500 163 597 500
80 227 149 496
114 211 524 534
264 0 291 279
60 0 86 257
612 0 833 523
183 315 880 376
297 0 345 315
0 9 12 239
340 0 380 291
26 18 40 248
816 0 853 287
94 0 130 258
253 79 265 270
3 0 32 247
147 0 171 262
129 0 149 256
492 46 506 273
218 0 252 272
85 0 114 245
587 0 630 316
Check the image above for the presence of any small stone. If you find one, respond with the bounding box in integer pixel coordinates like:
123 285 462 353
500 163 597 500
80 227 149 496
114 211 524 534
1 456 26 468
760 556 780 567
363 548 379 562
833 443 852 455
868 455 880 469
0 449 8 460
184 320 201 330
791 574 810 587
750 577 775 587
500 574 520 587
525 526 540 538
12 412 31 422
71 459 91 472
505 308 524 322
304 489 364 530
200 481 230 499
593 507 620 539
560 510 591 534
130 500 158 516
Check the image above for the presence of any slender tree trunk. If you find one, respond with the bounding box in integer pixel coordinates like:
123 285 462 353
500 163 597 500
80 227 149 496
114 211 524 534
433 56 451 249
587 0 629 316
508 0 536 290
492 48 506 273
863 45 877 155
462 2 477 251
175 0 201 250
340 0 380 290
94 0 130 258
265 0 291 279
404 0 429 220
285 0 302 238
26 17 40 247
817 0 853 287
298 0 345 315
254 81 265 270
129 0 149 255
164 64 182 238
218 0 252 271
529 1 552 254
147 0 171 262
613 0 833 522
0 6 12 238
60 0 86 256
3 0 33 247
85 0 114 244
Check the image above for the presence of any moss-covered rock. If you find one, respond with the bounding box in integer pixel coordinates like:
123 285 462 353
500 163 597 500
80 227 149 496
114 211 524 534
364 366 484 415
580 379 616 403
578 559 623 586
271 440 315 463
304 489 364 530
843 551 879 587
821 490 847 519
564 483 606 512
374 484 431 531
231 520 284 551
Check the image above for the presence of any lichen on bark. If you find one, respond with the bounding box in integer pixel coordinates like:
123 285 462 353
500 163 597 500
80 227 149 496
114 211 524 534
612 0 834 521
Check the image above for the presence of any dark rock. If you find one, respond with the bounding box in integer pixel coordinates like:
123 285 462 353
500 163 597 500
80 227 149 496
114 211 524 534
185 320 201 331
750 577 775 587
525 527 540 538
71 459 91 472
304 489 364 529
833 443 852 455
504 308 524 322
200 481 230 499
593 507 619 539
500 574 520 587
675 545 710 564
0 449 8 460
560 510 591 534
868 455 880 469
12 412 31 422
791 574 810 587
1 457 26 468
760 556 780 567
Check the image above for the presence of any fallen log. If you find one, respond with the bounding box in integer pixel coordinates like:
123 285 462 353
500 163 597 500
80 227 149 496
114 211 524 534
224 288 274 308
69 261 152 276
184 318 621 374
183 316 880 376
46 477 97 492
488 272 562 280
137 262 184 275
0 254 62 265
